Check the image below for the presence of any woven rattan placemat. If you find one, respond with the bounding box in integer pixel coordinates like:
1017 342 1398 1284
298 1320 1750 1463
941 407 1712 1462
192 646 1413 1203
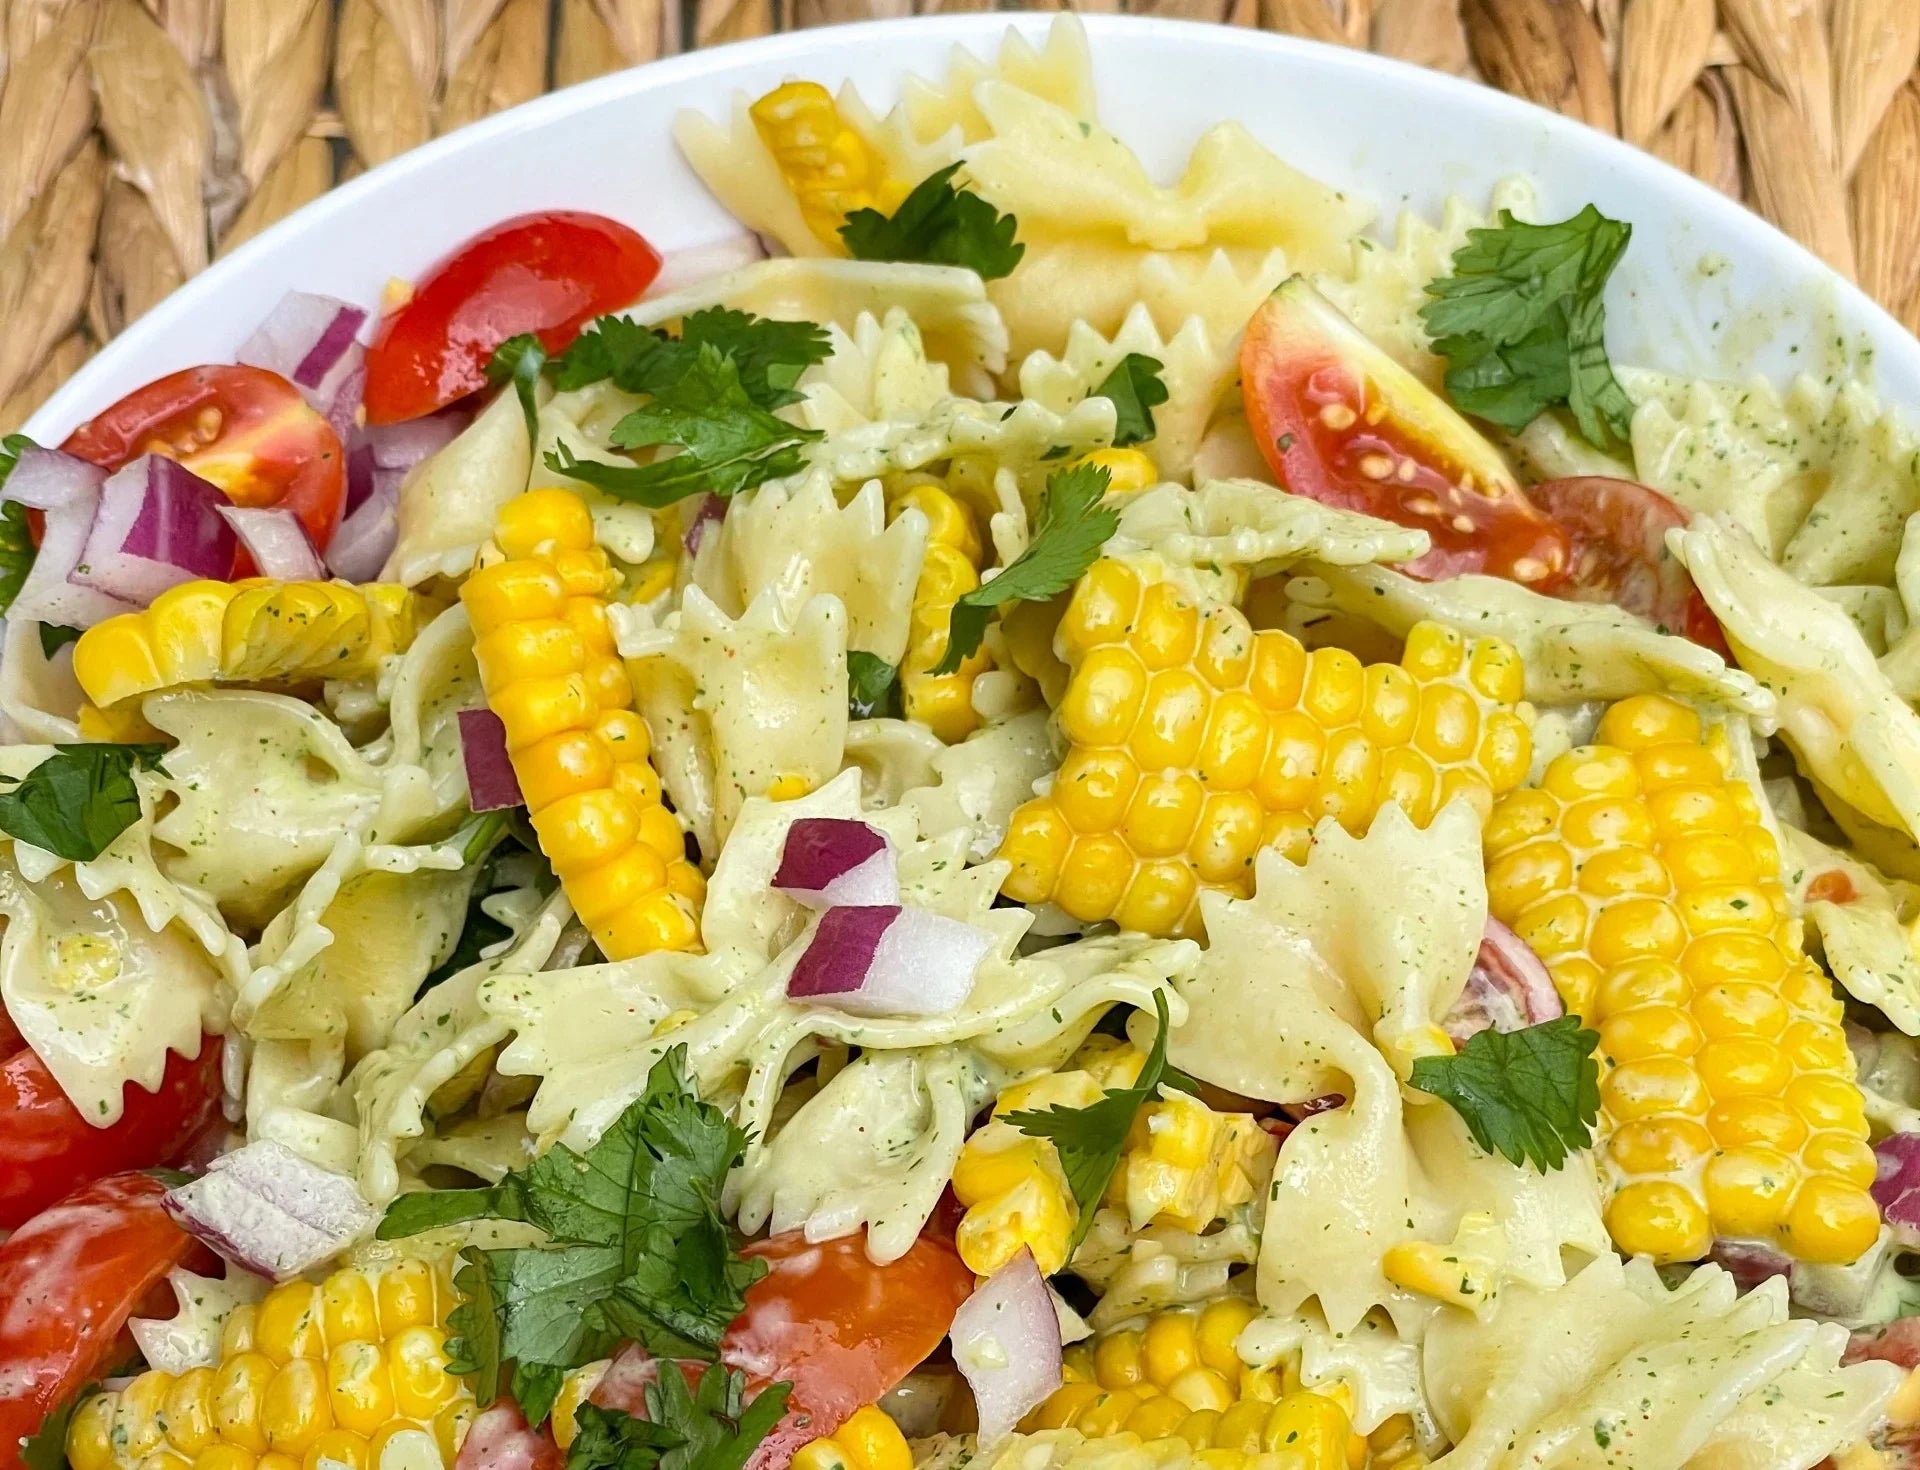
3 0 1914 433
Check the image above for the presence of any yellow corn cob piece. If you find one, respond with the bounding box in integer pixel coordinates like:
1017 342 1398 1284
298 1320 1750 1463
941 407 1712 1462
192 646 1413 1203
462 488 704 960
66 1256 473 1470
792 1407 913 1470
999 560 1532 938
1031 1302 1364 1469
888 481 991 743
1121 1088 1277 1233
73 579 437 709
1483 693 1880 1266
749 82 900 247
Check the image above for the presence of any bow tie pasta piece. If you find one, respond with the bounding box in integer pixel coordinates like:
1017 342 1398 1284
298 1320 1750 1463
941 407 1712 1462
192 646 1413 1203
0 615 84 741
1421 1255 1899 1470
389 388 531 587
796 310 954 434
1289 559 1769 714
998 556 1532 939
1782 823 1920 1036
1483 691 1879 1267
464 488 705 960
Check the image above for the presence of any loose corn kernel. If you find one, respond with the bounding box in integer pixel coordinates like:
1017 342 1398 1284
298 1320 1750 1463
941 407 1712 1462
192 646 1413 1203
791 1407 912 1470
74 1256 472 1470
1485 693 1879 1266
1002 559 1532 938
1122 1093 1277 1232
750 82 899 245
1076 448 1158 494
463 489 701 960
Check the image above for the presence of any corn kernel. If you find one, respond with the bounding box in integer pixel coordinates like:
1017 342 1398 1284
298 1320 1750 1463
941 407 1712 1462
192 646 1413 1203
1785 1177 1882 1264
1606 1180 1711 1263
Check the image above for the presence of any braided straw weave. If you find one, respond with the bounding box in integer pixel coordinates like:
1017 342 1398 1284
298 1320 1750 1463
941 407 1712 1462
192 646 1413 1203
2 0 1915 431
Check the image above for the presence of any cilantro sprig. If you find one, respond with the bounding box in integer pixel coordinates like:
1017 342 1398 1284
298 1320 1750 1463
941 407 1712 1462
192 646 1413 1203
1007 990 1177 1256
1091 355 1168 449
931 462 1118 676
380 1047 764 1421
840 164 1025 281
24 1384 99 1470
0 432 43 619
845 651 902 720
1409 1015 1600 1173
488 333 549 450
1419 206 1634 448
568 1366 792 1470
0 744 168 862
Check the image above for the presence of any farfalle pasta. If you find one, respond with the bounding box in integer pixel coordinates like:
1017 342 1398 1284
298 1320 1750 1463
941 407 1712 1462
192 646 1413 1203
8 17 1920 1470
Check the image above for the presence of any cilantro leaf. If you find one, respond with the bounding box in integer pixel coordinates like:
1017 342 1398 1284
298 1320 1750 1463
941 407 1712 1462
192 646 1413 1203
513 1363 570 1434
846 651 901 720
0 743 168 862
568 1366 792 1470
0 433 43 618
568 1403 686 1470
549 311 829 411
38 624 81 659
23 1383 99 1470
932 463 1118 676
840 164 1024 281
487 333 549 451
446 1245 506 1403
1419 206 1634 446
546 346 820 508
1091 354 1168 448
1409 1014 1600 1172
1007 989 1176 1257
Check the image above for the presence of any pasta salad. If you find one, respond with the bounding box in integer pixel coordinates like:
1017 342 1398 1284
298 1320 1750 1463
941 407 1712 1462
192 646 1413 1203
4 18 1920 1470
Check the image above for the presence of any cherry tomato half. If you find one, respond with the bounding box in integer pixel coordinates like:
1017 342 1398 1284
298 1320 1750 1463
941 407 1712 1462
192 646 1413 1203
0 1037 224 1231
362 211 662 426
1240 278 1571 589
592 1231 975 1470
0 1173 202 1466
61 365 347 563
1528 476 1730 654
455 1400 564 1470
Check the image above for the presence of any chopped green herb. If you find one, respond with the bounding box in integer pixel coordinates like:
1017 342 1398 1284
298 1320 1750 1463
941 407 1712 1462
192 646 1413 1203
1091 354 1168 448
22 1383 98 1470
0 743 168 862
932 462 1118 676
550 309 830 411
0 434 44 618
846 651 902 720
1409 1015 1600 1173
566 1364 792 1470
38 624 81 658
840 164 1024 281
487 333 549 451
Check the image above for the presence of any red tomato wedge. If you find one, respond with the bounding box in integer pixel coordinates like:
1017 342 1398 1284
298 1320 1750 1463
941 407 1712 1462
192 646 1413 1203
1528 477 1730 654
362 211 662 426
0 1037 224 1231
61 364 347 563
592 1232 975 1469
1240 277 1571 589
456 1400 564 1470
0 1173 202 1465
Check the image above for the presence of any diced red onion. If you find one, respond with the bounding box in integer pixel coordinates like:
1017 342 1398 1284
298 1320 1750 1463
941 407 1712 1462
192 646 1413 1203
787 905 992 1018
4 446 104 510
345 441 377 515
362 407 470 472
162 1139 378 1281
1873 1133 1920 1244
684 494 727 556
1709 1238 1791 1292
950 1248 1062 1446
773 818 899 909
326 487 398 583
216 506 323 581
647 235 769 298
8 479 133 628
73 456 236 607
1441 918 1564 1045
238 292 367 400
459 708 523 811
326 362 366 446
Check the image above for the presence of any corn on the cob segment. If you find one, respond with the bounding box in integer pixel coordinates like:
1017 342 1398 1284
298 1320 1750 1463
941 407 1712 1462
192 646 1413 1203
72 579 436 709
953 1038 1274 1276
66 1256 472 1470
999 560 1532 938
1027 1301 1374 1470
889 481 992 743
462 488 704 960
1483 693 1879 1266
793 1407 914 1470
749 82 900 246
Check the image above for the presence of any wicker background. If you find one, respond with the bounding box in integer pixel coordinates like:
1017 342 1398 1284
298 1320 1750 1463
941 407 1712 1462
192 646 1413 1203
1 0 1914 433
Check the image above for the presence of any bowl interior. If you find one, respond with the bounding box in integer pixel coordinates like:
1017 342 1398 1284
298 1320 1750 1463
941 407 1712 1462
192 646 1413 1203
27 14 1918 445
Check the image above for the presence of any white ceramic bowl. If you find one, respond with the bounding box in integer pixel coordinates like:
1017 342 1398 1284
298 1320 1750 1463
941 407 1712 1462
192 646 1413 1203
25 14 1919 446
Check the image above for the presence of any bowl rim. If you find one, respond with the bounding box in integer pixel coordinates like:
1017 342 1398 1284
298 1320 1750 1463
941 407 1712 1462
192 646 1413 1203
27 11 1918 443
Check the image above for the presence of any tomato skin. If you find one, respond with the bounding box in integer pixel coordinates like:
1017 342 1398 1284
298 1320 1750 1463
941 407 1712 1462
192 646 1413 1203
456 1399 564 1470
61 365 346 564
592 1232 975 1469
362 212 661 426
0 1173 201 1466
1241 279 1571 589
1528 477 1730 655
0 1037 224 1231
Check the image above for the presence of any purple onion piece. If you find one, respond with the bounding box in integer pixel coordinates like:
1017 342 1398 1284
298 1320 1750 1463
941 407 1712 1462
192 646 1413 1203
72 457 236 606
787 904 992 1018
161 1139 378 1281
951 1248 1062 1446
646 235 769 299
362 407 469 471
1709 1238 1792 1292
459 708 523 811
4 446 105 510
1873 1133 1920 1244
8 481 133 628
1441 917 1563 1045
345 441 377 515
773 818 898 909
684 494 727 557
326 491 398 584
216 506 323 581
